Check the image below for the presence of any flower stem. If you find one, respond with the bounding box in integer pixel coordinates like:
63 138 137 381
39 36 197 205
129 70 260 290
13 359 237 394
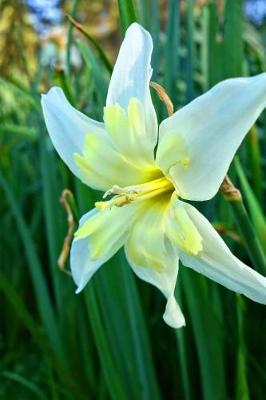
221 176 266 274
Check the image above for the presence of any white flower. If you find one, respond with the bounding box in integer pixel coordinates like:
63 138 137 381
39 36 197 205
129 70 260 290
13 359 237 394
41 23 266 328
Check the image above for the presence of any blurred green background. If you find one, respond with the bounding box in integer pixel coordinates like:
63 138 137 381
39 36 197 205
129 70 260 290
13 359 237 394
0 0 266 399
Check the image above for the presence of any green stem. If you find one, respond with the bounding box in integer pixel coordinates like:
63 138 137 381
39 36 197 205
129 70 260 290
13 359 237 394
66 14 113 74
66 0 81 74
235 295 250 400
117 0 138 35
54 67 75 105
231 201 266 273
221 177 266 274
247 127 263 203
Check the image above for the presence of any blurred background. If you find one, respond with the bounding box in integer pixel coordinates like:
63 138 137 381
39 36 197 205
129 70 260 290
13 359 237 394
0 0 266 399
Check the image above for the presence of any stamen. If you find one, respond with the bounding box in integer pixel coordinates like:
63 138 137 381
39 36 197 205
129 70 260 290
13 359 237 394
95 193 135 210
95 177 173 210
103 185 137 199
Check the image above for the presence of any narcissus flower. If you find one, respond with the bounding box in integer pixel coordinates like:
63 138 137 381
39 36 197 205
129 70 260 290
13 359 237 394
42 23 266 328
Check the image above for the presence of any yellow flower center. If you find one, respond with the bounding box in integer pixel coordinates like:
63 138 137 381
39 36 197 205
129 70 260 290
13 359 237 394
95 176 173 210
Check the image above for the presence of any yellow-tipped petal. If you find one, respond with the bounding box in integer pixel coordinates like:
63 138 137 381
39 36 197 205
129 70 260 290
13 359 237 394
157 73 266 201
125 196 185 328
179 203 266 304
74 131 159 191
106 23 158 151
166 194 203 255
71 203 138 292
104 98 157 167
41 86 107 189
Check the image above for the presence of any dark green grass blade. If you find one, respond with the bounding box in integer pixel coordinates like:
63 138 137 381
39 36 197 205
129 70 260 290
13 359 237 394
117 0 138 34
164 0 180 105
235 296 250 400
181 268 227 400
66 14 113 74
0 271 84 400
175 286 193 400
66 0 81 74
38 130 65 313
75 182 161 400
223 0 244 78
0 171 62 356
84 285 130 400
1 371 47 400
234 157 266 255
185 0 195 101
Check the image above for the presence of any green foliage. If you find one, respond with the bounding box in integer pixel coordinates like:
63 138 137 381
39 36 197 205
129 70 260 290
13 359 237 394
117 0 138 34
0 1 266 399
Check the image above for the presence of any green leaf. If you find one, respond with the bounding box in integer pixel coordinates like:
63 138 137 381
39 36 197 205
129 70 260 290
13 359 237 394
185 0 195 101
75 182 161 400
66 14 113 74
117 0 138 34
234 157 266 255
164 0 180 105
235 296 250 400
223 0 244 77
1 371 47 400
0 171 62 357
181 268 227 400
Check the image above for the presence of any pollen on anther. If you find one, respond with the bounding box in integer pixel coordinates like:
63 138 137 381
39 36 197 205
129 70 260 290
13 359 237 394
95 201 107 211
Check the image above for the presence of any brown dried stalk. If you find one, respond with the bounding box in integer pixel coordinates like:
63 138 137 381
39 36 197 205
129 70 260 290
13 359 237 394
58 189 76 275
150 81 174 116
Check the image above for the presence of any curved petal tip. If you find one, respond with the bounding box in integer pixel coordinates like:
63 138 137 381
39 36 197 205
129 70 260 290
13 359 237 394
163 296 186 329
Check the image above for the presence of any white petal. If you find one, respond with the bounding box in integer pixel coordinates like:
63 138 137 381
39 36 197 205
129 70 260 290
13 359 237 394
71 204 137 293
179 203 266 303
163 295 185 328
165 193 203 256
157 73 266 201
42 87 156 190
41 87 104 183
125 197 185 328
104 99 157 166
106 23 157 154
